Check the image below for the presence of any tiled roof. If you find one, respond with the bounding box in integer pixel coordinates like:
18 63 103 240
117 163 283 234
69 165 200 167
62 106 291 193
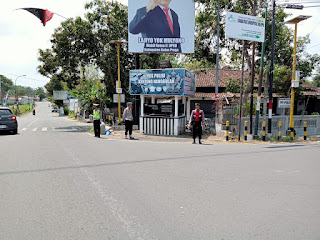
195 68 253 88
194 92 283 99
300 82 318 90
300 82 320 96
195 92 237 99
302 91 320 96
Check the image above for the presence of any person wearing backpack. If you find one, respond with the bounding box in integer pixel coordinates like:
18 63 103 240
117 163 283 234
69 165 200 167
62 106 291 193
189 103 205 144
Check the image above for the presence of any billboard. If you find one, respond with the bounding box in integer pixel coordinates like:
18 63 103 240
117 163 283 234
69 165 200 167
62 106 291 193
226 11 265 42
128 0 195 54
130 69 196 96
53 91 70 100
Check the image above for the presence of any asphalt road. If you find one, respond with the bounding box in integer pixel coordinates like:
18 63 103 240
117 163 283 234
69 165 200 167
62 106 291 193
1 102 320 240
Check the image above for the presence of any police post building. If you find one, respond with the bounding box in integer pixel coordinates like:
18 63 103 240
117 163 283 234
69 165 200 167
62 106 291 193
130 69 196 136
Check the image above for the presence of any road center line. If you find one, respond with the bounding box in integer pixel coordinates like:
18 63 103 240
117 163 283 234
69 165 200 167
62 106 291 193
27 118 40 127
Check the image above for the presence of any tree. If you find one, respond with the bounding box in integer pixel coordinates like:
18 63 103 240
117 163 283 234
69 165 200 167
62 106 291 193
191 0 320 100
313 69 320 87
38 0 164 101
226 78 241 93
70 64 110 111
35 87 46 101
0 75 14 95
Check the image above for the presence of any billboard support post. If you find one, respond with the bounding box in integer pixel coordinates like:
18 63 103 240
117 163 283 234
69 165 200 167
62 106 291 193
117 43 121 124
238 40 245 141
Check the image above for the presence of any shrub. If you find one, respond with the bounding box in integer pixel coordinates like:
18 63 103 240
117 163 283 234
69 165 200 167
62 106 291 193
63 106 69 116
69 110 76 119
311 112 320 115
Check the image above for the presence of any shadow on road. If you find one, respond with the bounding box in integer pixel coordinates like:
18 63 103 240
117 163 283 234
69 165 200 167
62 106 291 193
0 144 318 177
0 131 17 136
265 145 305 149
54 126 92 133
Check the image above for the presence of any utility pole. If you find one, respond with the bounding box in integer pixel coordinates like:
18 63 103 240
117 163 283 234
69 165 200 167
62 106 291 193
0 75 2 106
249 0 257 135
254 4 268 137
268 0 276 134
215 0 221 95
110 39 127 124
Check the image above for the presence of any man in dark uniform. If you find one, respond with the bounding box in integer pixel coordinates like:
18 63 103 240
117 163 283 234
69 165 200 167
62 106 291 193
129 0 181 53
189 103 205 144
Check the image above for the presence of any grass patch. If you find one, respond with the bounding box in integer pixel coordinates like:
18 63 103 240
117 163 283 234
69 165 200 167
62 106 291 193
9 104 34 116
269 135 295 142
68 110 77 119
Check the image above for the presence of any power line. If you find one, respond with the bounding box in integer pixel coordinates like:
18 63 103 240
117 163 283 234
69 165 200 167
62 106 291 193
0 71 49 83
306 42 320 50
303 5 320 7
309 19 320 36
278 1 320 4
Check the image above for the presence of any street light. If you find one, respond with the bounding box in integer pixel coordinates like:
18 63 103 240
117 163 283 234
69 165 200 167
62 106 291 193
285 15 311 138
110 39 127 124
15 74 26 106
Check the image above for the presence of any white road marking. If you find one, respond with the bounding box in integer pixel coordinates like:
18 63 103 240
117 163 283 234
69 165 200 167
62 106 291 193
42 127 47 132
21 128 27 131
27 118 40 127
72 128 78 131
32 128 37 132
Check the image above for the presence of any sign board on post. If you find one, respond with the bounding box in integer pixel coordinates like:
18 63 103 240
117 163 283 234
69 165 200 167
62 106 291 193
278 98 291 108
116 88 123 94
113 94 125 103
128 0 195 54
130 69 196 96
226 11 266 42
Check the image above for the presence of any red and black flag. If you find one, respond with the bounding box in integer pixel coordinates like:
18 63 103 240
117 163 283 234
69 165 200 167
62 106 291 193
18 8 54 26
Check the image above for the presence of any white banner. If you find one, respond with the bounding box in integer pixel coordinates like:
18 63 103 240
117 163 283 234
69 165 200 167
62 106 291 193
226 11 265 42
53 91 69 100
128 0 195 54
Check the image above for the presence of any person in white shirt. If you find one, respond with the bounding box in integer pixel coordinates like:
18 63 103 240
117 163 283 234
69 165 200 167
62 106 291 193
123 102 134 139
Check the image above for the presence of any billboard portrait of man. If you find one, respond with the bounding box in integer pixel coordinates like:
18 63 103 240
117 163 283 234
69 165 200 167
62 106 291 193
128 0 195 54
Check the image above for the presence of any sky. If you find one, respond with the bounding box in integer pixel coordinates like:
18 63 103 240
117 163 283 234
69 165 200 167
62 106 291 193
0 0 319 90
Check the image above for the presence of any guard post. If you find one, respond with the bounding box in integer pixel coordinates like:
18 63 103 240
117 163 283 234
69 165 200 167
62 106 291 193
304 122 307 141
278 121 282 141
290 122 295 140
226 121 229 142
244 121 248 141
262 121 266 141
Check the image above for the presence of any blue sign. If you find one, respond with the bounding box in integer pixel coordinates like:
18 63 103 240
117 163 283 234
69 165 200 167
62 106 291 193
130 69 196 96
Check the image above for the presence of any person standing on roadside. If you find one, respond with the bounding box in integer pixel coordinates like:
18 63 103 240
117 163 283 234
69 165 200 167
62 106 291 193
189 103 205 144
93 104 101 138
123 102 134 139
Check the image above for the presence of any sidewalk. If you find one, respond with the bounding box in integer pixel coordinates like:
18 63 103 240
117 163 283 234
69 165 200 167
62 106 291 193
101 130 227 143
64 116 320 144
